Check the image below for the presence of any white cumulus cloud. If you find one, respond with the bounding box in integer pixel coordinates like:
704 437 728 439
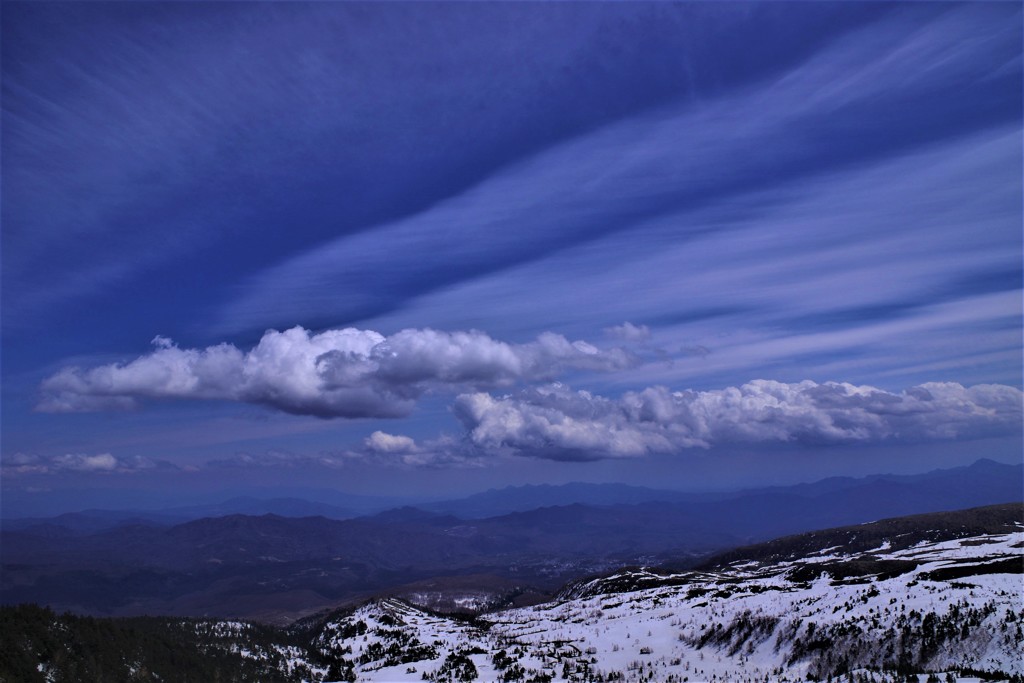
36 326 635 419
360 432 480 468
453 380 1023 461
364 431 420 454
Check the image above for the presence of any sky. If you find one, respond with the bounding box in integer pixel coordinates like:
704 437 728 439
2 2 1022 516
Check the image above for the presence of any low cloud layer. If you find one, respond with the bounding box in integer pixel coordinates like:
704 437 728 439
18 380 1020 475
2 452 172 476
453 381 1023 461
37 326 635 418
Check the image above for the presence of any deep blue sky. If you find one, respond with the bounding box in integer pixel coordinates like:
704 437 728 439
2 2 1021 515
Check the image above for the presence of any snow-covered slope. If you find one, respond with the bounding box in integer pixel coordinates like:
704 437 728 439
309 518 1022 683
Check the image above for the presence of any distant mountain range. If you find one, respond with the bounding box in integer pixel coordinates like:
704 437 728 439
5 457 1020 531
0 487 416 525
1 497 359 534
418 481 715 518
1 459 1020 622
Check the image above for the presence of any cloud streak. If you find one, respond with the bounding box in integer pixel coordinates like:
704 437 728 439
6 3 848 329
36 326 635 418
217 4 1020 336
364 126 1020 391
2 452 173 476
453 381 1023 461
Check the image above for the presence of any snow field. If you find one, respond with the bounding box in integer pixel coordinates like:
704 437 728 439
315 530 1022 682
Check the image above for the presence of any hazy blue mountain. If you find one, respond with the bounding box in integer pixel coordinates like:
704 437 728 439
3 459 1020 622
417 458 1022 520
160 497 356 521
1 485 421 522
4 495 374 533
9 458 1017 534
418 482 716 518
1 509 189 534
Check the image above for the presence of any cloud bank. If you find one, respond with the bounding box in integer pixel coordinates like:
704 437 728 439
21 379 1020 473
453 381 1023 461
37 326 635 418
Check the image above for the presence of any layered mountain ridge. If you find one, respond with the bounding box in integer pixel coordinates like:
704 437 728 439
2 459 1021 623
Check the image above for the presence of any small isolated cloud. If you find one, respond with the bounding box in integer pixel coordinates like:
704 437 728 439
36 326 636 419
360 432 480 468
453 381 1024 461
364 431 420 454
57 453 118 471
604 322 651 342
2 452 172 476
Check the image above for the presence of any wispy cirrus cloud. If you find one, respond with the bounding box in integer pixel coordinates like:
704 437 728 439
363 126 1021 390
216 4 1020 336
6 2 839 330
36 326 635 418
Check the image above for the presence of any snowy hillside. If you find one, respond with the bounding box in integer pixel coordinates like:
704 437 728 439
305 510 1022 682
